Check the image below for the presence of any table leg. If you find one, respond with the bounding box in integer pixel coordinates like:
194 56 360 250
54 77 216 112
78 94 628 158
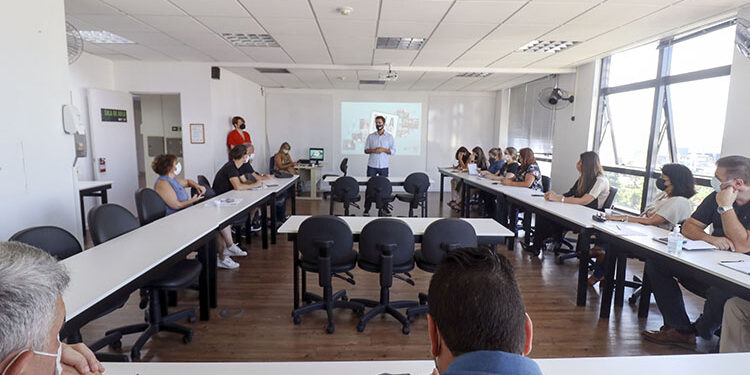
261 203 268 249
208 235 218 309
79 192 86 236
576 229 591 307
462 183 469 218
101 188 108 203
614 253 627 307
638 272 652 318
198 242 211 320
599 248 618 319
293 239 299 310
440 173 445 203
291 182 297 214
522 209 532 249
271 193 278 245
310 167 317 199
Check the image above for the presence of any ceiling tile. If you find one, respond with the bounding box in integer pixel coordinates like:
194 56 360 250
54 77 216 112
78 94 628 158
430 23 497 40
260 18 321 36
318 19 377 40
81 43 118 54
74 14 157 32
156 45 214 61
104 44 175 60
377 22 436 38
436 76 483 91
238 47 294 63
101 0 183 16
270 73 309 88
169 0 249 17
135 15 208 33
238 0 315 19
380 0 453 23
409 72 454 90
310 0 380 20
373 49 419 65
65 0 120 15
443 1 526 24
225 67 282 87
289 69 333 88
197 16 266 34
272 35 332 64
489 52 549 68
330 45 373 64
113 31 183 46
97 53 140 60
504 1 597 26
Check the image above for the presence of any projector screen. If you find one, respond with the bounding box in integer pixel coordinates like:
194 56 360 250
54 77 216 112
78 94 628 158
341 102 422 155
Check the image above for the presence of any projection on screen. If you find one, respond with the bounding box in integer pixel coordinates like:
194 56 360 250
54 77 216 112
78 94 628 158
341 102 422 155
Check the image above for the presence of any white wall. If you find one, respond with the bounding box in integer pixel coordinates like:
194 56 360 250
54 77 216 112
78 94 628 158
722 6 750 158
550 63 599 192
265 89 497 191
0 0 80 241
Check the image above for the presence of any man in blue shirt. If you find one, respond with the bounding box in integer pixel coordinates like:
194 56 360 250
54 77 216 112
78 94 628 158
364 116 395 177
425 247 542 375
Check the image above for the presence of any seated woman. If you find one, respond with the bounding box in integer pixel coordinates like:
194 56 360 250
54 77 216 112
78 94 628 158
587 163 695 285
273 142 297 175
152 154 205 215
500 147 542 191
449 146 470 210
528 151 609 256
451 146 490 212
481 147 519 180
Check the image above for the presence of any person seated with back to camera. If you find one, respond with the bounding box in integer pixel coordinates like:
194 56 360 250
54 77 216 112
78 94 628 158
642 155 750 349
423 247 541 375
0 241 107 375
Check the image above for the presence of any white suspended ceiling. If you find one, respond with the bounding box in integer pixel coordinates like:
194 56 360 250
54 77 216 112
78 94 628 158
65 0 750 91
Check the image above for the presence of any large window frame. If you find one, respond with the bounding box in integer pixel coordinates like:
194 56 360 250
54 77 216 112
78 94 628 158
593 19 734 213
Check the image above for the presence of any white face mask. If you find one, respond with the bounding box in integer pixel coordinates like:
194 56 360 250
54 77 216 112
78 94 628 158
711 176 732 193
2 336 62 375
244 155 251 164
174 162 182 175
283 149 289 154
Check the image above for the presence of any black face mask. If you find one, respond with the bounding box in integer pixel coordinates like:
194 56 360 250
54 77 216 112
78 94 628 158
239 124 246 130
376 125 384 131
656 178 667 191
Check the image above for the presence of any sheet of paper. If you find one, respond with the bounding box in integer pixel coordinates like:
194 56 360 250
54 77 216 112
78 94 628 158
719 260 750 275
206 198 242 207
600 222 646 236
683 240 717 250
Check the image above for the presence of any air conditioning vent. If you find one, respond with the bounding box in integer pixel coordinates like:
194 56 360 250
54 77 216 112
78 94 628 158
255 68 291 74
359 79 387 85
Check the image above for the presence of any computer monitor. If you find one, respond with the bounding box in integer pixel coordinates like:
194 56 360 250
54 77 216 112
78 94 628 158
309 148 324 164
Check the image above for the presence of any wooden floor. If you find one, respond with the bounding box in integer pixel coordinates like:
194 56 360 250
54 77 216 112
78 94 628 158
80 192 717 362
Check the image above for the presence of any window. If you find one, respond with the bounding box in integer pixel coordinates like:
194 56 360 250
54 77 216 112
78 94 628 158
508 75 560 155
595 20 734 213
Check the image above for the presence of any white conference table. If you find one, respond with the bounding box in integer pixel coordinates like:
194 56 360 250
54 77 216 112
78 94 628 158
322 175 435 185
102 353 750 375
61 176 298 335
593 220 750 318
279 215 513 310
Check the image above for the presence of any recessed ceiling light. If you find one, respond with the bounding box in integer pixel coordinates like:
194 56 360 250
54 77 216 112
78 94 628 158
359 79 387 85
455 72 492 78
376 37 426 50
221 33 279 47
255 68 290 74
517 40 579 53
78 30 135 44
337 76 347 81
338 6 353 15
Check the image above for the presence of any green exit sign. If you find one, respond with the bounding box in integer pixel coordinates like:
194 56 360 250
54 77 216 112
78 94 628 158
100 108 127 122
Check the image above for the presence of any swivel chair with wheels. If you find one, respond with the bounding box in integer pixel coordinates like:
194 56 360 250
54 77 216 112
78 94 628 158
395 172 430 217
364 176 395 216
292 215 364 333
329 176 361 216
554 186 619 264
322 158 349 199
352 219 419 334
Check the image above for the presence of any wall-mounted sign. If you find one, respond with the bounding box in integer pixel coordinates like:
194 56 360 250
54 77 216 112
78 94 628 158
100 108 127 122
190 123 205 144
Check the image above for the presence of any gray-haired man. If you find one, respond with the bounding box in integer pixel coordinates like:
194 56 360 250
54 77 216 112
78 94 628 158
0 241 104 375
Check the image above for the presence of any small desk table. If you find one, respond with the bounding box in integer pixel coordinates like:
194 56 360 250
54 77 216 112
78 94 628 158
295 164 323 200
78 180 113 233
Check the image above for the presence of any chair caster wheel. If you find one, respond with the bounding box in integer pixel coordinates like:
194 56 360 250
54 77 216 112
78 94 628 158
188 315 197 323
326 325 335 334
110 340 122 350
183 334 193 344
293 315 302 325
357 323 366 332
402 326 410 335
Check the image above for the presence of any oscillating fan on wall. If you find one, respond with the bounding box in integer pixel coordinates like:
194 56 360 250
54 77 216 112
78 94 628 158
66 22 84 65
537 87 575 111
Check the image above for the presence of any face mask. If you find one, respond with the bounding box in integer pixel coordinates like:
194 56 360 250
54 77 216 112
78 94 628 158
376 125 384 131
174 162 182 175
244 155 251 164
655 177 667 191
2 336 62 375
711 176 732 193
239 124 246 130
283 149 289 154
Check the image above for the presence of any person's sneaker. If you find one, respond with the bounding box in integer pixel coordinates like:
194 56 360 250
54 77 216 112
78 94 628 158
642 327 696 349
217 256 240 270
250 221 262 232
224 243 247 256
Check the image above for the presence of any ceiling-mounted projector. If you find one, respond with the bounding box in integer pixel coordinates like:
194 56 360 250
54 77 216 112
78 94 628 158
379 63 398 81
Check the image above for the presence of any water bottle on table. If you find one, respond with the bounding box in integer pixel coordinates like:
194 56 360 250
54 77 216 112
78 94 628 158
667 224 683 254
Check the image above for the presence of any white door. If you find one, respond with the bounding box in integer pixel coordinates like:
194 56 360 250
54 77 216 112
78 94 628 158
87 88 139 214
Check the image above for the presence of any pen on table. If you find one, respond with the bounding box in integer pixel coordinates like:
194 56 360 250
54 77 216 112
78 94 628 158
616 224 621 231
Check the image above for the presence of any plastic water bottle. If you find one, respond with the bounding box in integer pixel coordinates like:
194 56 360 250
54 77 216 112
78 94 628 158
667 224 683 254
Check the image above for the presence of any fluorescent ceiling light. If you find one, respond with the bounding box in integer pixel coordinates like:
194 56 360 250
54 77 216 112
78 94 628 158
359 79 387 85
376 37 426 50
221 33 280 47
518 40 579 53
79 30 135 44
455 72 492 78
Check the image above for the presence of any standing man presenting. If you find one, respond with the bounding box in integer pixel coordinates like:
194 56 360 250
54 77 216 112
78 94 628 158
364 115 395 177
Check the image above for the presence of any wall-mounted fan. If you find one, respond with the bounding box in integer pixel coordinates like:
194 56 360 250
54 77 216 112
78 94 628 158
66 22 84 65
736 17 750 58
538 87 574 110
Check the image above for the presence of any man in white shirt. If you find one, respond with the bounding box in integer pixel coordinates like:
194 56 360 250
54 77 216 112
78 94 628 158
364 116 395 177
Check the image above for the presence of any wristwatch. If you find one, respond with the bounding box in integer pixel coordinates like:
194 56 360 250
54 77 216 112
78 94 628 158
717 205 734 215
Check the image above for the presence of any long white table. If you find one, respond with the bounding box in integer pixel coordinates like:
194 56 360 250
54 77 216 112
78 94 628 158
101 353 750 375
279 215 513 311
322 175 435 186
61 176 298 338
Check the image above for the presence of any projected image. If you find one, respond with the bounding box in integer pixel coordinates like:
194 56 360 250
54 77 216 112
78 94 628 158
341 102 422 155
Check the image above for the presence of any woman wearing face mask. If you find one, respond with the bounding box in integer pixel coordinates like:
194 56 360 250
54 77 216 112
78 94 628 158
227 116 251 154
483 147 520 180
587 163 696 285
273 142 297 175
449 147 470 210
152 154 205 215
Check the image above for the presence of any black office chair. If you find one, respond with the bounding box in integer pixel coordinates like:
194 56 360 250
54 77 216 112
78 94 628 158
292 216 364 333
329 176 361 216
9 226 130 362
513 176 550 245
395 172 430 217
554 186 619 264
191 175 216 200
365 176 396 217
322 158 349 199
352 219 419 334
541 175 551 193
90 203 200 360
406 219 477 321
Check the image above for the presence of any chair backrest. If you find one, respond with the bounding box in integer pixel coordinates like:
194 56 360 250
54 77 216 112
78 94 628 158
269 156 275 173
541 175 551 193
197 175 211 187
602 186 618 211
365 176 392 199
194 175 217 199
403 172 430 195
135 188 167 226
298 215 354 266
421 218 477 265
332 176 360 200
340 158 349 176
88 204 140 246
358 219 414 267
9 226 82 260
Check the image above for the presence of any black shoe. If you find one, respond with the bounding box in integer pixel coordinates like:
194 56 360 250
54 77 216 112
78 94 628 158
363 211 370 216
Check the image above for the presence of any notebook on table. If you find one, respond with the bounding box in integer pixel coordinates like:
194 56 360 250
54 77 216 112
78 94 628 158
652 237 717 250
719 260 750 275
